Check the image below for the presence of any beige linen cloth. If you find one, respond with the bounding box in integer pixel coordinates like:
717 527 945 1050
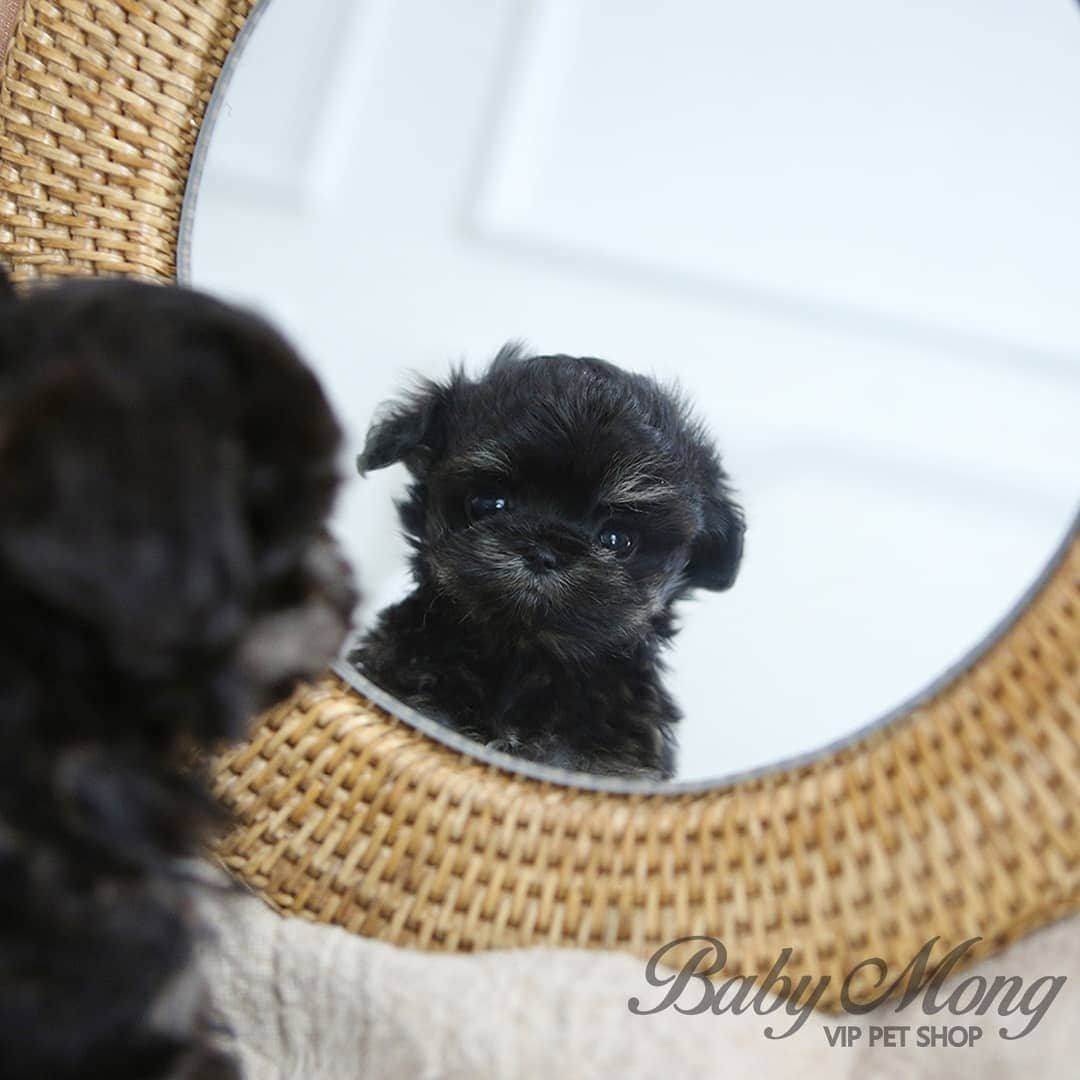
193 880 1078 1080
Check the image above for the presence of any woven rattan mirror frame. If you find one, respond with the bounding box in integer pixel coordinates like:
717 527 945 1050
2 0 1077 1007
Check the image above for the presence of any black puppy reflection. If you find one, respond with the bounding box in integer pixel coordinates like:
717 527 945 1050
351 345 744 779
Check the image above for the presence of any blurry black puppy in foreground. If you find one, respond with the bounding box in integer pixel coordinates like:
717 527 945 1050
351 345 744 780
0 268 355 1078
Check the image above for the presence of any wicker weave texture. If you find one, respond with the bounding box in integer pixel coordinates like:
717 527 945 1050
2 0 1077 1008
212 541 1080 1006
0 0 251 281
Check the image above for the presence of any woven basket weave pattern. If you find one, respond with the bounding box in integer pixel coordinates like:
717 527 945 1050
2 0 1077 1008
0 0 251 280
209 542 1078 1004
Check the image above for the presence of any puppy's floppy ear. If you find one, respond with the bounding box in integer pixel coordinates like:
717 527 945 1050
358 378 447 475
686 487 745 592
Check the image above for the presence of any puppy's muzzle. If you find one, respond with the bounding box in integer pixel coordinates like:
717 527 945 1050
523 543 558 573
508 525 588 577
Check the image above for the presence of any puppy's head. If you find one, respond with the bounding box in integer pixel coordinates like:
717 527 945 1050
360 344 743 659
0 272 356 760
0 269 358 1080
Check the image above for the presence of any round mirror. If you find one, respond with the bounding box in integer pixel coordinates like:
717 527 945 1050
181 0 1080 784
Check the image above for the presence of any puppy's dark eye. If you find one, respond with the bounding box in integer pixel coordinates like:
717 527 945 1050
597 522 636 557
466 493 510 521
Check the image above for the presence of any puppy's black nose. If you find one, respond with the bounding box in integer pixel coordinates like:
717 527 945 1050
525 545 559 572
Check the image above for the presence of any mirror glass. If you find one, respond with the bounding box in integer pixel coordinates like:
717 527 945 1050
181 0 1080 784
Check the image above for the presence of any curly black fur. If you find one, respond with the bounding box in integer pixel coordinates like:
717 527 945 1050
350 344 744 780
0 268 356 1078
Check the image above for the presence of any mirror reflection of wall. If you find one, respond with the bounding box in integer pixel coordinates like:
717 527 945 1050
185 0 1080 782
